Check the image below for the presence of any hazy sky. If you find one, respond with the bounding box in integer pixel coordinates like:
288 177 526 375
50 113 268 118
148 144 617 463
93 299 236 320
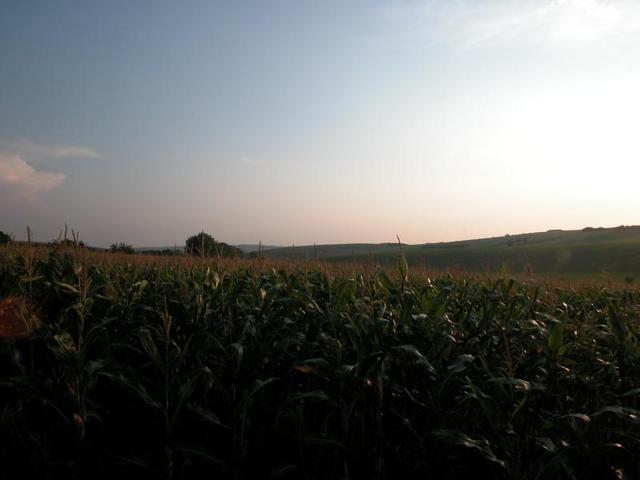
1 0 639 247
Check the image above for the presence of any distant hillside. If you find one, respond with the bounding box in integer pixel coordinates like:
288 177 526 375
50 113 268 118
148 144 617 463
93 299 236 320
236 244 283 253
264 226 640 274
135 246 185 252
264 243 407 260
136 244 283 254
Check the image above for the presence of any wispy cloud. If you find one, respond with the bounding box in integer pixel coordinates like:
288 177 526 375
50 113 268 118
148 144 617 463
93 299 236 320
0 137 99 199
375 0 640 50
0 138 101 161
0 153 65 199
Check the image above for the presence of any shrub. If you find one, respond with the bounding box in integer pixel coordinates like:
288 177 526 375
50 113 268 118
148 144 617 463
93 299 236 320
185 231 242 258
110 242 135 254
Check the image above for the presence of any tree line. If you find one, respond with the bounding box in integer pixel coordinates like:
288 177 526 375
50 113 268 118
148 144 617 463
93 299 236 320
112 231 242 257
0 229 242 258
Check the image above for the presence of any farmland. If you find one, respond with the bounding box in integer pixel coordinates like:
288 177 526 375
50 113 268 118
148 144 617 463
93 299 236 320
1 244 640 479
264 226 640 277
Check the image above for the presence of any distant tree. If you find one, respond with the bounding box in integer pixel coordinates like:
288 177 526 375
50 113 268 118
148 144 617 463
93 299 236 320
186 232 216 257
110 242 135 254
185 231 242 258
0 230 10 245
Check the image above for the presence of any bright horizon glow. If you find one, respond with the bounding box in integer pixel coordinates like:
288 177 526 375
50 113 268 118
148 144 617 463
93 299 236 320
1 1 639 247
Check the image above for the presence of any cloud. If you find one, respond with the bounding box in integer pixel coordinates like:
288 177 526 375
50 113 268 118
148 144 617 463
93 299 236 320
375 0 640 50
0 137 98 199
0 138 101 161
0 153 66 199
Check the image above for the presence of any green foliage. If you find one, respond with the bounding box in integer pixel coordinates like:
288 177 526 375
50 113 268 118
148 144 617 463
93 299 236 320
185 231 242 258
1 252 639 479
110 242 135 254
0 230 9 244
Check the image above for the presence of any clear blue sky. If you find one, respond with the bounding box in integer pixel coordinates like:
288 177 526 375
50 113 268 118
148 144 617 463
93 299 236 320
2 1 639 247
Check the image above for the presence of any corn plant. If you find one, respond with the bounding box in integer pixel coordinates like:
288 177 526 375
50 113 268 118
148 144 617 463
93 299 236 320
0 249 639 479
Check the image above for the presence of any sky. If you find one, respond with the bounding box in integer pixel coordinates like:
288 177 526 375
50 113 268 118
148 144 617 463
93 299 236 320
1 0 640 247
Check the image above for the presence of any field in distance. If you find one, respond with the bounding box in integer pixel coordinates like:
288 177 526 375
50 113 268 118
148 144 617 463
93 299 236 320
264 226 640 276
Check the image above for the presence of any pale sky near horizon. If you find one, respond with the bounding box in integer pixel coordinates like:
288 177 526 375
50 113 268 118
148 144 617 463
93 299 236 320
1 0 640 247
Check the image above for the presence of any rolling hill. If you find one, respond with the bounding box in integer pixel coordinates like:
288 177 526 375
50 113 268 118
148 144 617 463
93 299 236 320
264 226 640 275
236 244 283 253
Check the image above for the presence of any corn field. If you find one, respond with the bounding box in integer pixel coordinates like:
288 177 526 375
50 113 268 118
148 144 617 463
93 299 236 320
1 248 639 479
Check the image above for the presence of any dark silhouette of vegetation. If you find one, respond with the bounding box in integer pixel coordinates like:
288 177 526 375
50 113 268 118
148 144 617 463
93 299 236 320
0 231 9 245
140 248 184 256
1 251 640 478
50 239 88 248
48 225 87 248
110 242 135 254
185 231 242 258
